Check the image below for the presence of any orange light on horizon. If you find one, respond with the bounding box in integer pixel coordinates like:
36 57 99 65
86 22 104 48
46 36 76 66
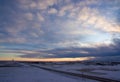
0 57 95 62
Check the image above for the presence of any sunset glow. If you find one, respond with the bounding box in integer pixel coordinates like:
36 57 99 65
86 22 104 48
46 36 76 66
0 57 95 62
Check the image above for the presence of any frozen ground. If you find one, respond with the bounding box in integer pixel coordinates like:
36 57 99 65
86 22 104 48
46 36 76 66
0 62 98 82
35 62 120 81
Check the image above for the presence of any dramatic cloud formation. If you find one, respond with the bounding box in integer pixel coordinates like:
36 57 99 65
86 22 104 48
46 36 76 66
0 0 120 59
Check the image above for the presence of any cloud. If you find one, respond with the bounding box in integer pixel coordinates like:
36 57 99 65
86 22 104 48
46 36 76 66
94 16 120 33
74 7 120 33
37 0 57 10
0 37 27 44
58 4 74 16
0 0 120 59
29 1 37 8
18 41 120 58
25 13 34 20
0 46 6 49
112 37 120 50
0 37 120 59
56 1 120 34
48 8 57 14
37 13 45 21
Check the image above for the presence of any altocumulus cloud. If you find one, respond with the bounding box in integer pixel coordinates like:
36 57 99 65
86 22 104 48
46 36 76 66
0 0 120 58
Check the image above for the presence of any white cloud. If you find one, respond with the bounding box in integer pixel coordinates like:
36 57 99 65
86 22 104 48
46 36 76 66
18 0 33 9
94 17 120 33
37 13 45 21
66 29 97 35
10 37 27 43
0 37 27 44
30 32 39 38
58 4 74 16
18 0 57 10
70 6 120 33
1 0 119 51
48 8 57 14
78 0 99 7
38 0 57 10
48 53 55 56
53 41 81 48
30 1 37 8
18 0 120 34
52 40 112 48
79 51 89 54
78 7 120 33
25 13 34 20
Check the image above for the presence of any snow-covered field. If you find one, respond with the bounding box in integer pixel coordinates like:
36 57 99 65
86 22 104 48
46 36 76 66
0 59 120 82
33 62 120 81
0 62 98 82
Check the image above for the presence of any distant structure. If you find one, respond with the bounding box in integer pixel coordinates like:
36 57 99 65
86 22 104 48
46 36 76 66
12 58 14 62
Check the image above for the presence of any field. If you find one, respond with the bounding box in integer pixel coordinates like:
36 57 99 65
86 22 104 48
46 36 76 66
0 61 98 82
0 60 120 82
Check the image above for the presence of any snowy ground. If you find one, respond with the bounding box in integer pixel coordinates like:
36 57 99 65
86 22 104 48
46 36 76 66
33 62 120 81
0 62 98 82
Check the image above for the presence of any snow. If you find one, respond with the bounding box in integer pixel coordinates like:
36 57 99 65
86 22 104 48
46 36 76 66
34 62 120 81
1 59 120 82
0 62 98 82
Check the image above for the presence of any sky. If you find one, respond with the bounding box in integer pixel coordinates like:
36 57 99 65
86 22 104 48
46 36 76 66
0 0 120 61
